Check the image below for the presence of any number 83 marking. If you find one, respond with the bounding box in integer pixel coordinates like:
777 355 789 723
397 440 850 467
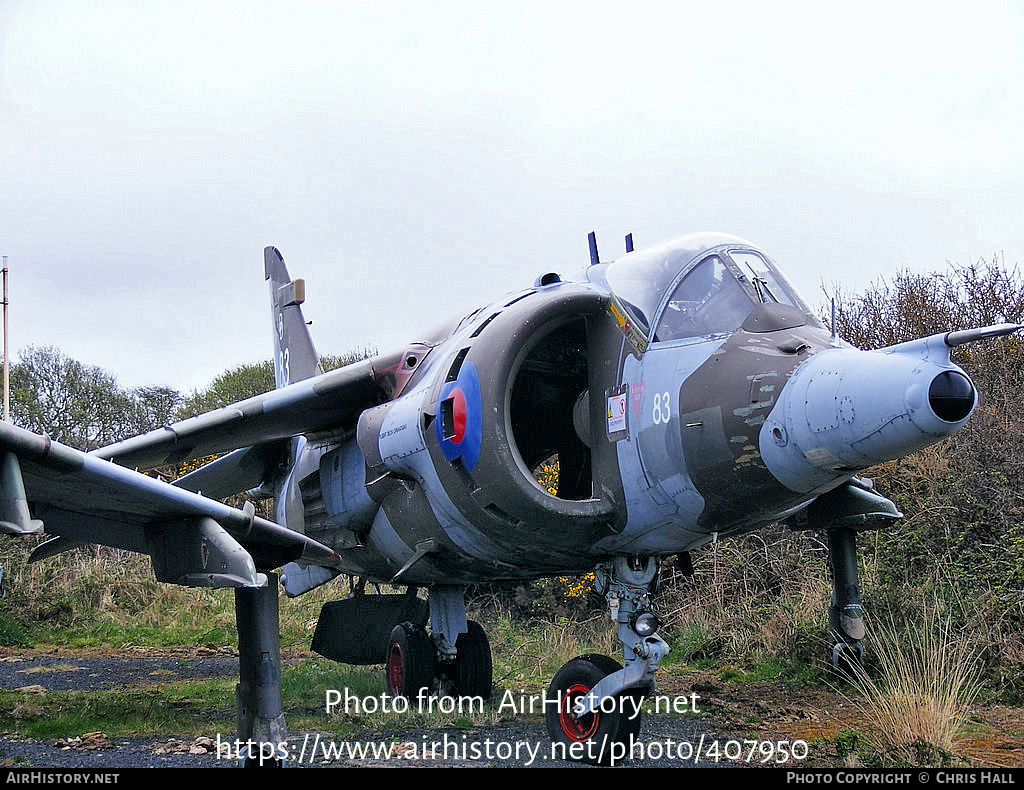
652 391 672 425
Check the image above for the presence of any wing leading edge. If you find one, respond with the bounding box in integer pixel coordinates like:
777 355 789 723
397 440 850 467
91 351 404 473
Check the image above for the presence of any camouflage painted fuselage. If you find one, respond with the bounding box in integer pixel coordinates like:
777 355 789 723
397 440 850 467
282 233 977 586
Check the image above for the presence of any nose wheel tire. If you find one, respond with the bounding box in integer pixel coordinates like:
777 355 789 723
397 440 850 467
577 654 644 742
545 655 643 765
385 622 434 700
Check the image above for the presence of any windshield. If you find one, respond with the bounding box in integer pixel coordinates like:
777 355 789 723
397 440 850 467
591 234 816 356
655 256 755 342
728 250 808 310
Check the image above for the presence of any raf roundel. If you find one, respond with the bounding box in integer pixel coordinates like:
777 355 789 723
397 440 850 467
437 360 483 470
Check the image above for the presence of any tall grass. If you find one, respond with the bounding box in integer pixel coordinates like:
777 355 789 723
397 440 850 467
840 610 983 766
659 531 832 671
0 539 345 650
487 610 616 691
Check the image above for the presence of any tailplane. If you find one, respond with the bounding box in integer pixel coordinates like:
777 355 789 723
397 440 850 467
265 246 323 388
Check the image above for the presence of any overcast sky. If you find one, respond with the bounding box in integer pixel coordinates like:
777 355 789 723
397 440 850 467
2 1 1022 394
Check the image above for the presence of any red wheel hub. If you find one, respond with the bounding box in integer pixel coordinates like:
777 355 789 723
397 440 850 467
558 683 599 741
387 643 404 693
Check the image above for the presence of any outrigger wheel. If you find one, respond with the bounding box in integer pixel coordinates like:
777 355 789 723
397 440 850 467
545 654 642 766
386 621 434 700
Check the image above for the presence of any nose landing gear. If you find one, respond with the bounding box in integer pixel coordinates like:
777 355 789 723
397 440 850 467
547 654 643 765
545 556 667 765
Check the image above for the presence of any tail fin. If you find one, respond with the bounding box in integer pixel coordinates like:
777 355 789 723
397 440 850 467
265 246 323 389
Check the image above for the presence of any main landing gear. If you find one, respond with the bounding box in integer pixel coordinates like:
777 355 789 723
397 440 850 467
545 556 668 766
384 585 494 702
385 565 667 766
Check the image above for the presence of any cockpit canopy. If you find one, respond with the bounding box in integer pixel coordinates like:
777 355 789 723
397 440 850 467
590 233 819 356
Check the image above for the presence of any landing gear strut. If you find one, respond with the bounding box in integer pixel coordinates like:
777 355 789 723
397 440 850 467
545 556 667 765
235 572 286 767
384 585 493 702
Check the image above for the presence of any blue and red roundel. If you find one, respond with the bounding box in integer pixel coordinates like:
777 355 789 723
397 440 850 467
437 361 482 471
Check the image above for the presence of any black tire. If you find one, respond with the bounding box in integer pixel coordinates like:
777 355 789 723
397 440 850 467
453 620 493 700
574 653 645 741
545 655 642 766
831 641 864 679
576 653 622 675
385 622 434 700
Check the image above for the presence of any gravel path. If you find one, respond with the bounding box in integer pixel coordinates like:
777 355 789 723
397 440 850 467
0 651 240 692
0 650 759 769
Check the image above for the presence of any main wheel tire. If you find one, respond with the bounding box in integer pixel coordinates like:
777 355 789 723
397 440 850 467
453 620 493 700
385 622 434 700
545 655 642 766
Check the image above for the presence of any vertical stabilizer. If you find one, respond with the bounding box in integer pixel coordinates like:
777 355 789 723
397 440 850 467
265 247 323 389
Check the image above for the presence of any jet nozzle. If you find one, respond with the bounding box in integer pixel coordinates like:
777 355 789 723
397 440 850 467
928 370 975 423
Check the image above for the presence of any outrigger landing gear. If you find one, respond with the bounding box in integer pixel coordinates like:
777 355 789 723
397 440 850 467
545 556 667 766
235 572 286 767
791 477 903 672
384 585 493 702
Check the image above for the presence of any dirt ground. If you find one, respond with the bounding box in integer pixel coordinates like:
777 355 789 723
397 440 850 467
652 668 1024 769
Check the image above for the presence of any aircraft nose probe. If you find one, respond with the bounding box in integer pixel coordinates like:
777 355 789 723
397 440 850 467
922 323 1024 421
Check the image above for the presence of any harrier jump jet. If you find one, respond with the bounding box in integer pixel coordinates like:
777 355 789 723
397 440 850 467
1 232 1014 764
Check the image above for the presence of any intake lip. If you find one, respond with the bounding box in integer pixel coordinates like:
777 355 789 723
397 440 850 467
928 370 976 423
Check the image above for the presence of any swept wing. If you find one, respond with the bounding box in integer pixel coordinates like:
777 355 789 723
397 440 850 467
0 419 339 587
92 352 401 472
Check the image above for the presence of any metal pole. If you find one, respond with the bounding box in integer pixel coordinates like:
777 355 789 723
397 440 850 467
234 573 286 765
2 257 7 422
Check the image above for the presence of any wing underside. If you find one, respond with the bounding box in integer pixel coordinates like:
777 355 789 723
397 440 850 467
0 420 340 588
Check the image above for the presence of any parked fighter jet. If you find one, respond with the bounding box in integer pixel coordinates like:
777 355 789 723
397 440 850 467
0 232 1016 765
